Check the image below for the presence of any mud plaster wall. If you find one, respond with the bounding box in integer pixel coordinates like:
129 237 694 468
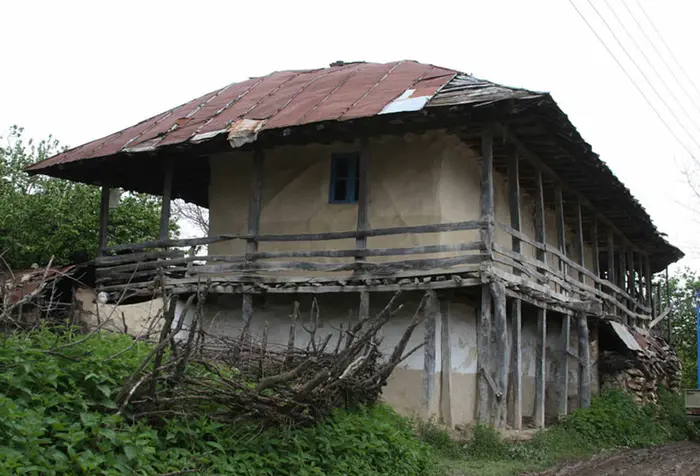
173 291 482 425
76 288 164 336
208 130 482 271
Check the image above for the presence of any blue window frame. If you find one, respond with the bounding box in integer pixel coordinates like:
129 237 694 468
329 153 360 203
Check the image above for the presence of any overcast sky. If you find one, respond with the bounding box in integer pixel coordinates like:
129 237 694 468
2 0 699 269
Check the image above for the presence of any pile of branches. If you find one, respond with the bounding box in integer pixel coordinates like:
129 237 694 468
116 289 427 426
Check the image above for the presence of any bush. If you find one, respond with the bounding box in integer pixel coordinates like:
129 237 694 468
0 328 433 475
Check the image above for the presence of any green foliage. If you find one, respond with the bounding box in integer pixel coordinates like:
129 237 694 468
426 389 700 476
0 126 177 269
658 268 700 389
0 329 432 475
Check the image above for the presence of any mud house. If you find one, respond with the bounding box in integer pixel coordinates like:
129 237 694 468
26 61 683 429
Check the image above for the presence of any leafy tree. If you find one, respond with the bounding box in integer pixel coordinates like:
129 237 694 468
659 268 700 389
0 126 177 269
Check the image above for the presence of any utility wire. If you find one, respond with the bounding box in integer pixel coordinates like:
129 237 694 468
583 0 700 151
621 0 700 119
633 0 700 100
568 0 700 158
602 0 700 136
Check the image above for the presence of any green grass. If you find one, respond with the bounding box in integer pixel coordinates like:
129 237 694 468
421 389 700 476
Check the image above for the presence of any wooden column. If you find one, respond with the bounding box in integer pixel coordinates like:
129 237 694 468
635 252 644 307
511 298 522 430
535 308 547 428
98 185 111 255
554 187 566 278
534 171 547 270
243 148 264 325
591 218 600 289
607 231 616 315
508 148 521 275
439 299 452 426
619 242 628 323
423 291 437 417
490 281 508 428
645 255 653 322
478 284 492 424
480 130 495 254
355 137 370 254
577 311 591 408
558 313 570 418
575 200 585 283
159 159 174 241
356 138 371 346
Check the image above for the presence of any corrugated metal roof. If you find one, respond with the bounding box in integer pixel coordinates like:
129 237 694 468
26 61 456 171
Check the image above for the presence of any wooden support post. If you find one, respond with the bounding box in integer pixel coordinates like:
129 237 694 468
619 242 628 323
159 159 174 241
607 231 616 314
535 308 547 428
359 291 370 320
554 187 567 292
577 312 591 408
490 281 508 428
243 148 265 326
575 200 585 283
654 276 661 320
558 313 570 418
534 171 547 270
666 266 672 344
98 185 111 255
355 137 370 256
592 218 600 289
480 130 494 256
423 290 437 417
440 299 452 426
635 252 644 308
511 298 522 430
478 284 492 424
508 148 521 275
645 255 653 322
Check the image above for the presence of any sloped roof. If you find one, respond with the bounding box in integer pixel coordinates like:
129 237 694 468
26 61 456 171
25 60 683 270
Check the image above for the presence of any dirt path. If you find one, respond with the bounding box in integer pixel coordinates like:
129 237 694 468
537 442 700 476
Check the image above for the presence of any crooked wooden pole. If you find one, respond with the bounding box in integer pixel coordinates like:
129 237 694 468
555 186 567 282
357 137 371 346
577 312 591 408
607 230 616 315
558 313 570 418
508 147 521 272
591 218 600 290
423 290 437 417
511 297 522 430
243 148 264 326
575 200 585 283
535 308 547 428
534 171 547 271
98 185 111 255
478 130 494 424
160 159 174 241
490 281 508 428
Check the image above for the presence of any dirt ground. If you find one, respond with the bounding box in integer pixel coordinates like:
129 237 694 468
537 442 700 476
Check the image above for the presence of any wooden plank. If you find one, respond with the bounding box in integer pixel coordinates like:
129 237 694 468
558 314 570 418
99 186 110 255
159 159 173 241
480 130 494 254
591 218 600 289
535 308 547 428
478 284 492 424
577 312 591 408
508 147 521 275
440 299 452 426
95 249 185 266
248 241 483 260
576 200 585 282
107 220 486 252
423 290 437 417
554 186 566 281
356 137 370 255
490 281 508 428
534 170 547 268
511 298 522 430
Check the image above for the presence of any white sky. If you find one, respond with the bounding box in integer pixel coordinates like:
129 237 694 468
2 0 700 269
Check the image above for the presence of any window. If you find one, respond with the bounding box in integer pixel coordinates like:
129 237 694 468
329 153 360 203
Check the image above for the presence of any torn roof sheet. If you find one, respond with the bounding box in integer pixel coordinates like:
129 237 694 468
26 61 456 171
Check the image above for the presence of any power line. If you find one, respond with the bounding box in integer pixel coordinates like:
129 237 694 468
621 0 700 119
633 0 700 100
569 0 700 156
602 0 700 137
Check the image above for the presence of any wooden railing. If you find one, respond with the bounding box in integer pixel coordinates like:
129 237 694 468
493 220 651 320
96 220 488 293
